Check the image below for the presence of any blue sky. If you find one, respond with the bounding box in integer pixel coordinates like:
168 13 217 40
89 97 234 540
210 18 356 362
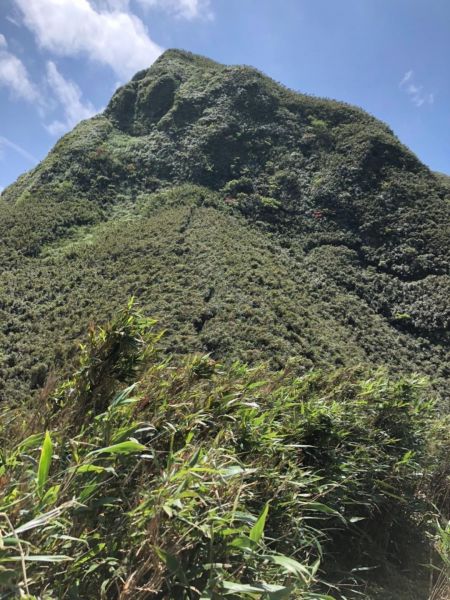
1 0 449 192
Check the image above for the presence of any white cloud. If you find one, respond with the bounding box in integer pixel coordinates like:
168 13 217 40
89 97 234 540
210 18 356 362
0 40 40 102
0 135 39 164
45 61 97 136
399 70 434 108
92 0 131 9
137 0 213 20
14 0 163 79
400 70 413 87
6 15 21 27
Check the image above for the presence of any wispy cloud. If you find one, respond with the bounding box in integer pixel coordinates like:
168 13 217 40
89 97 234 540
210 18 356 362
5 15 21 27
14 0 163 79
0 135 39 164
0 25 100 137
4 0 212 143
399 70 434 107
138 0 213 20
45 61 98 136
0 35 40 102
91 0 131 9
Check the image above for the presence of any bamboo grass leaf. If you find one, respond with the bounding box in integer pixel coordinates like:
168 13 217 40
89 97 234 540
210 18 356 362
265 554 313 583
15 501 77 535
87 440 146 457
249 502 269 544
0 555 72 563
37 431 53 497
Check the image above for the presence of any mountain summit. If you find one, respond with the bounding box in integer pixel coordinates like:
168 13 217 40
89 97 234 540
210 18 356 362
1 49 449 404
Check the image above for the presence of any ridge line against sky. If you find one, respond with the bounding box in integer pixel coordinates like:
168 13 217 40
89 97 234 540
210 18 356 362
0 0 449 192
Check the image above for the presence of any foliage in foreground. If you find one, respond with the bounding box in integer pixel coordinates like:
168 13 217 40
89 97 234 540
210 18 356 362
0 305 448 599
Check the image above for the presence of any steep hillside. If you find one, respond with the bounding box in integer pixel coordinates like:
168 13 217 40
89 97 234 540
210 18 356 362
0 49 449 600
0 48 449 405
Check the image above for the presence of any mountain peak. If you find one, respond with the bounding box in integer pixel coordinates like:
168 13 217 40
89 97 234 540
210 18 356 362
129 48 222 82
105 49 257 133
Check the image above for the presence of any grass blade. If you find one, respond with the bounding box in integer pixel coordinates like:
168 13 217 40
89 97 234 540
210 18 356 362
87 440 146 457
37 431 53 497
249 502 269 545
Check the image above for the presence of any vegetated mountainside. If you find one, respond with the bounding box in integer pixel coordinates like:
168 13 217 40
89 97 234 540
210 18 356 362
0 305 448 599
1 50 449 406
0 50 449 599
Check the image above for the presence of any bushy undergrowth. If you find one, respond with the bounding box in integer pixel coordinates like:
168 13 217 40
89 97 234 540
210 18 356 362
0 305 447 599
0 183 449 406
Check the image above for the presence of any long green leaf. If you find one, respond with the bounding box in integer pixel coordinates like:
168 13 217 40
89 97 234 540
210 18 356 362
72 464 116 474
0 555 72 563
15 500 76 534
222 581 287 594
17 432 45 453
37 431 53 497
87 440 146 457
249 502 269 544
109 383 139 409
266 554 312 583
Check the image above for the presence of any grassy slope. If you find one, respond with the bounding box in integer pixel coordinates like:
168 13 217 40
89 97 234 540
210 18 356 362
0 306 448 599
0 184 448 405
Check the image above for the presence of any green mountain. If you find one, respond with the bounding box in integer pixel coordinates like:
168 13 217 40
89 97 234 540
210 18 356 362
1 49 449 405
0 50 448 599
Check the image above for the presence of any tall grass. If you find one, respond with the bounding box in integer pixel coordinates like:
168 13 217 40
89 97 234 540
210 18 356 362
0 304 448 599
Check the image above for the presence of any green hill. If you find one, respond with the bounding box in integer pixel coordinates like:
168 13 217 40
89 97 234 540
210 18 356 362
0 50 448 599
1 49 449 405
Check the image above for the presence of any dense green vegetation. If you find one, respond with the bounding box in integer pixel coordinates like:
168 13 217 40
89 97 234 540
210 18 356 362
0 50 449 597
1 181 448 406
0 305 448 599
0 50 449 405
